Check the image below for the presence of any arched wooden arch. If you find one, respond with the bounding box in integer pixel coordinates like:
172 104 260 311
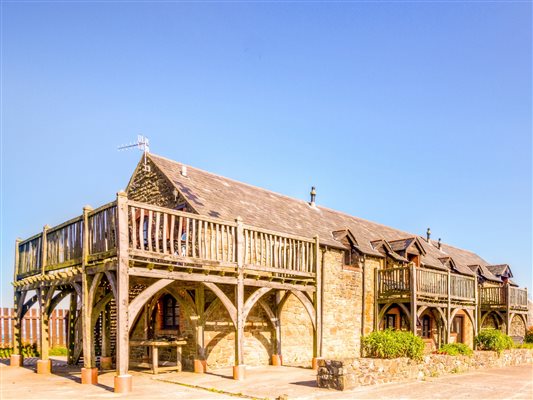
378 302 412 326
480 310 505 328
128 279 174 333
508 313 528 335
243 287 272 322
203 282 237 327
47 289 73 316
277 290 316 330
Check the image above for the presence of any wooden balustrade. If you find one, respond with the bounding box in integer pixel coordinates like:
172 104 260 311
45 216 84 271
378 266 476 303
242 226 317 278
450 274 476 300
127 201 238 265
479 286 506 307
416 268 448 298
17 234 42 278
88 202 117 257
377 267 411 296
509 287 528 309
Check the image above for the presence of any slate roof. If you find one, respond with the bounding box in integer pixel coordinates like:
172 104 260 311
144 154 502 278
486 264 512 278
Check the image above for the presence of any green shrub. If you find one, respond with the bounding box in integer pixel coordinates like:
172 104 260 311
362 329 424 360
475 329 513 354
49 346 68 356
525 326 533 343
438 343 473 356
0 343 39 359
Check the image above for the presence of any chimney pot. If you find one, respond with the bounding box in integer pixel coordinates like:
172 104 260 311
438 238 442 249
181 165 188 177
310 186 316 207
426 227 431 243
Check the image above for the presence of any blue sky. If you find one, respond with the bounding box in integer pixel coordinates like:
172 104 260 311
1 1 531 306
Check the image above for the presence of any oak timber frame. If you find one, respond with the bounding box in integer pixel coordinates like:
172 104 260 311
11 192 322 391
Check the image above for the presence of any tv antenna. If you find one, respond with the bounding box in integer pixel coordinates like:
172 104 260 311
118 135 150 171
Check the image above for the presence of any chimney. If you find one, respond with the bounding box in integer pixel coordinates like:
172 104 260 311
426 227 431 244
309 186 316 207
437 238 442 250
181 165 188 177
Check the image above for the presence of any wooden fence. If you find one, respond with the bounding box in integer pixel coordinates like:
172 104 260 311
0 308 68 348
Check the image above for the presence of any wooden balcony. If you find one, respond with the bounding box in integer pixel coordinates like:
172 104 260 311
14 198 318 290
479 286 528 312
376 266 477 307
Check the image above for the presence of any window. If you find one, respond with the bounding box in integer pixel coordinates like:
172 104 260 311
421 315 431 338
386 314 396 330
162 295 180 330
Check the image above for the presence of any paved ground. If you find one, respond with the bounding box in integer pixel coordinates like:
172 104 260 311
1 357 532 399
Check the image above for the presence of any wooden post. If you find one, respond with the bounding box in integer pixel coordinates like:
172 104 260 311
14 238 21 283
36 287 51 374
312 236 322 370
41 225 49 275
505 283 511 335
446 270 451 344
10 290 22 367
67 293 78 365
194 286 206 373
410 264 417 334
233 217 245 380
10 240 23 367
473 277 479 339
374 267 379 332
272 290 282 366
114 191 132 393
80 205 98 384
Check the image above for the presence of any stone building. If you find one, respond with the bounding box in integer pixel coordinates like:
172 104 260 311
10 153 529 393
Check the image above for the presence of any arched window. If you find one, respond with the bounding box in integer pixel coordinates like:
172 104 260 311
162 294 179 330
421 315 431 338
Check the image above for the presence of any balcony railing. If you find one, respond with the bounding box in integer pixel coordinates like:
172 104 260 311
479 286 528 310
377 266 477 304
14 198 317 283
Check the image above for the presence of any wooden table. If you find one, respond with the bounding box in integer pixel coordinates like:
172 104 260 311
130 339 187 374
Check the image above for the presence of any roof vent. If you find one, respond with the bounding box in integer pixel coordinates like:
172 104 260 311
426 227 431 244
181 165 188 177
309 186 316 207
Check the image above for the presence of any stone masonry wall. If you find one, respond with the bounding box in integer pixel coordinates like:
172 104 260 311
127 157 193 211
321 249 362 360
362 257 380 336
317 349 533 391
280 293 314 366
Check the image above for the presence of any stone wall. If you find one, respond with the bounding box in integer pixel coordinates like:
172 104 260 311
321 249 362 360
280 293 314 366
127 157 193 211
317 349 533 391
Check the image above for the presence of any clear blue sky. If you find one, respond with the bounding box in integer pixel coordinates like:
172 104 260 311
1 1 531 306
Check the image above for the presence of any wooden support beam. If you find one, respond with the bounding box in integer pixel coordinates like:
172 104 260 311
195 285 206 370
114 191 132 392
505 283 511 335
446 270 451 343
234 217 245 377
410 264 417 334
38 287 51 372
313 237 322 361
81 206 96 371
67 292 78 365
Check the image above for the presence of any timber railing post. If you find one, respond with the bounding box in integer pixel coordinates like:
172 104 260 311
36 287 51 374
446 270 451 344
410 264 417 334
505 283 511 335
114 191 132 393
233 216 245 380
473 277 479 338
312 235 322 370
80 205 98 385
41 225 49 275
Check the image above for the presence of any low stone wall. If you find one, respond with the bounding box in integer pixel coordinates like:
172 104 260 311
317 349 533 391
